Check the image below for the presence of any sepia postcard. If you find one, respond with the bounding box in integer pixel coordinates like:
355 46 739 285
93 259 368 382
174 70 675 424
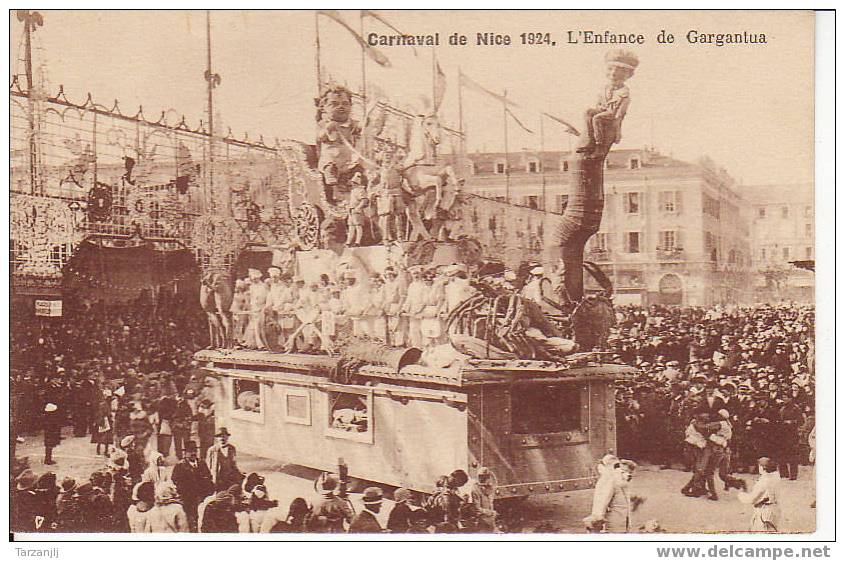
6 7 834 549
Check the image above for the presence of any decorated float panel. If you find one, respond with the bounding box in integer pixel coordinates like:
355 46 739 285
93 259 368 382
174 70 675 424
198 348 633 497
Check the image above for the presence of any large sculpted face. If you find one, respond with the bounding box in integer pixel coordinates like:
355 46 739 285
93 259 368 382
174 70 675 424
606 64 632 85
323 91 352 123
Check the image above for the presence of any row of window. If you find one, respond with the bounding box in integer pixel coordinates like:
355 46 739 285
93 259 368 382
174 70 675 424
481 155 643 175
591 230 683 254
231 379 589 441
759 246 814 261
757 205 813 220
622 191 683 214
232 379 373 443
475 191 683 215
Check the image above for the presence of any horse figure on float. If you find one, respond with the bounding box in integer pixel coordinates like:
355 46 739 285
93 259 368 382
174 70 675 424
200 270 234 350
398 113 463 241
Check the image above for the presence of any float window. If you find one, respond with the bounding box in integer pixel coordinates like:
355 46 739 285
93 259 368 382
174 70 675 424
233 379 261 413
511 384 583 434
325 388 374 444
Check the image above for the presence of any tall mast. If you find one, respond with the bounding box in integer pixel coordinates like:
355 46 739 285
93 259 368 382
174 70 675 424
540 113 546 211
315 11 322 95
204 11 224 214
457 67 465 156
431 48 436 113
18 10 42 195
359 10 367 155
502 89 510 204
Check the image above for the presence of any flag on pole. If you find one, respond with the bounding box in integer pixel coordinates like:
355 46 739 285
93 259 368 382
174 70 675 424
361 10 418 56
318 10 391 67
506 108 534 134
541 111 580 136
460 70 519 108
433 58 446 112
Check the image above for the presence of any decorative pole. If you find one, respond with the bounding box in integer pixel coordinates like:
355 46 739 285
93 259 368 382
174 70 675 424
457 67 465 155
502 89 510 204
18 10 43 196
204 11 223 213
315 11 322 96
539 112 546 211
359 10 367 156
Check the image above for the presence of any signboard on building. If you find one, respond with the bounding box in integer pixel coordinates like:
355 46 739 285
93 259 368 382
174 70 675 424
34 300 63 317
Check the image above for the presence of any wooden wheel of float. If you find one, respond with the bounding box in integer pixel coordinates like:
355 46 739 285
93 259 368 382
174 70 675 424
293 202 321 250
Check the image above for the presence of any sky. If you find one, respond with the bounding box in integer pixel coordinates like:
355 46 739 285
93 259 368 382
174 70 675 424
10 10 815 186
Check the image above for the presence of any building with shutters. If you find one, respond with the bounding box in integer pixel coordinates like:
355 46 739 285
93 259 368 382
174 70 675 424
743 183 815 303
461 148 753 306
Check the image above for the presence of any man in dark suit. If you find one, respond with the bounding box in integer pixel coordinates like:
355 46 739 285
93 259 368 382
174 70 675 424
171 441 214 531
348 487 384 533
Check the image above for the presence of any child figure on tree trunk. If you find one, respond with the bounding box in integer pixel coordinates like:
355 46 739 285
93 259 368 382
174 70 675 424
576 49 639 159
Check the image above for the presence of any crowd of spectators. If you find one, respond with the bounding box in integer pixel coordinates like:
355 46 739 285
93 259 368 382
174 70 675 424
10 282 815 532
609 304 815 478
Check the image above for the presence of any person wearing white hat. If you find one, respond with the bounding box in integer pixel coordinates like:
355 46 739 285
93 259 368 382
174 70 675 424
401 267 428 348
340 271 371 338
43 402 61 465
381 266 407 346
264 268 294 347
244 269 268 349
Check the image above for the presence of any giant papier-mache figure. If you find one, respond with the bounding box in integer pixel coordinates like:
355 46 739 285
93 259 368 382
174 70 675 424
576 49 639 159
559 49 639 349
316 85 364 203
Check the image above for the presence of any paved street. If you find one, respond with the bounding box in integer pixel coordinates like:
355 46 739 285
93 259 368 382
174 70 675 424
15 429 816 534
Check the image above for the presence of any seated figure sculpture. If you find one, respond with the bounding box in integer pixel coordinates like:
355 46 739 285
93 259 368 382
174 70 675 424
576 50 639 159
316 85 363 202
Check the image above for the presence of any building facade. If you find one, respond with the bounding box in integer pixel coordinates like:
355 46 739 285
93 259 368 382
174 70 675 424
743 184 815 303
461 148 753 306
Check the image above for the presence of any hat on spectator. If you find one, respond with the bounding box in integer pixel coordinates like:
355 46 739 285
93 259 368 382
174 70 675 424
16 469 38 491
44 403 57 412
60 477 77 493
362 487 384 504
248 269 262 280
268 267 281 278
108 449 128 470
394 488 412 503
215 427 231 437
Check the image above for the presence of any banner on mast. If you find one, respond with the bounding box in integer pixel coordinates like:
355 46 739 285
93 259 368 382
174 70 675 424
459 70 518 108
318 10 391 67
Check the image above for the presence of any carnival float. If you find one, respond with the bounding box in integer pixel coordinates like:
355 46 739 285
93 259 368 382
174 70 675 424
10 10 637 500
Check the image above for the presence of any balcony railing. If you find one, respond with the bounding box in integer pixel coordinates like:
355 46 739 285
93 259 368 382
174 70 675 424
587 248 611 261
656 247 685 260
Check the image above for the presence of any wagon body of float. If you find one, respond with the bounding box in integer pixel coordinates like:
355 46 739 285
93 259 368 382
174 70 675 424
196 347 634 498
